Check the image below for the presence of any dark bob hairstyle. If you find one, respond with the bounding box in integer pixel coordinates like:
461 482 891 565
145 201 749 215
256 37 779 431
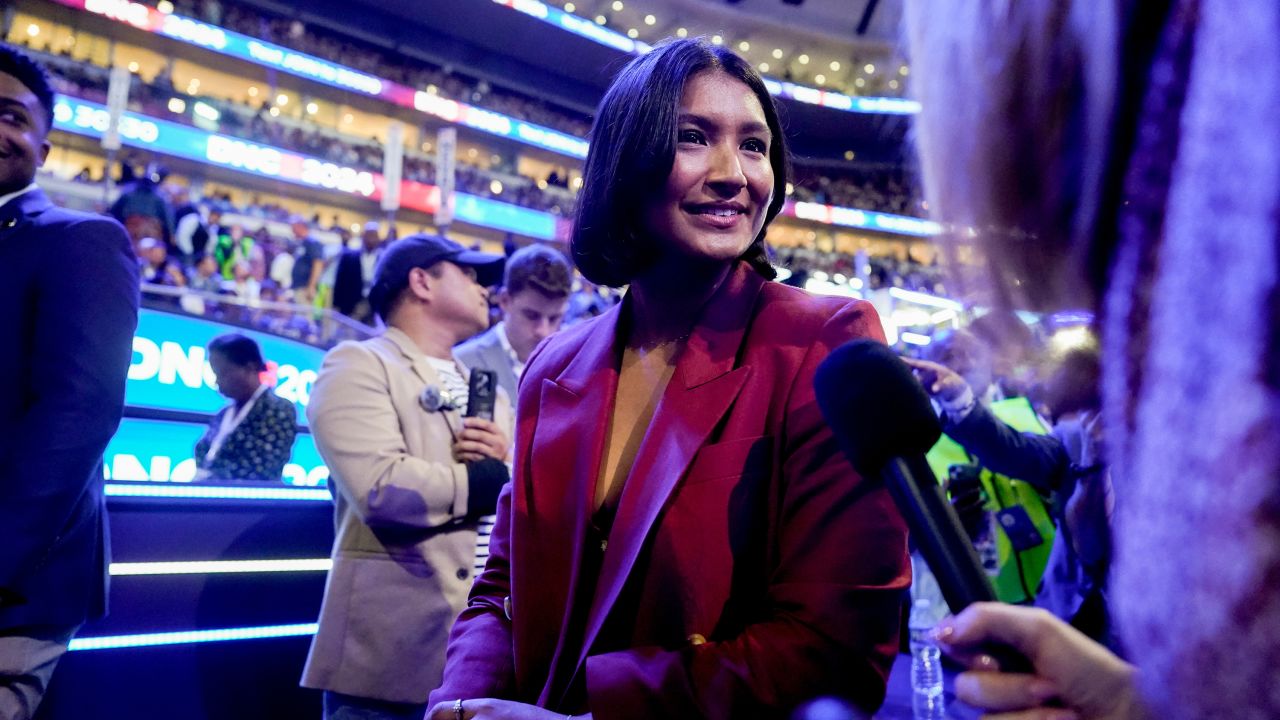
571 37 789 288
207 333 266 370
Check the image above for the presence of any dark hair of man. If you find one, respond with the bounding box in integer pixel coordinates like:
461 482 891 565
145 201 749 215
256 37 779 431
208 333 266 370
377 263 446 322
969 309 1036 357
571 37 789 288
1043 345 1102 420
505 244 573 300
0 43 56 134
923 327 985 364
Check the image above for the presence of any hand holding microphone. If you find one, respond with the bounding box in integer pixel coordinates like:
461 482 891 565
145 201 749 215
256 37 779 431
814 340 1143 719
936 602 1142 720
813 340 1032 667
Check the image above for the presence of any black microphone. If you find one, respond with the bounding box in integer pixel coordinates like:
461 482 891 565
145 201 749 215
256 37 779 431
814 339 1033 674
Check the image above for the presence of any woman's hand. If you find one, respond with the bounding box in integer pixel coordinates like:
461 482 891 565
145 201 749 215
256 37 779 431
935 603 1144 720
453 418 511 463
427 698 586 720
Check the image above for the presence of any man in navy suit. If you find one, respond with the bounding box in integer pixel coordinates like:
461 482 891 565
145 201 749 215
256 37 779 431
332 220 383 323
0 45 138 717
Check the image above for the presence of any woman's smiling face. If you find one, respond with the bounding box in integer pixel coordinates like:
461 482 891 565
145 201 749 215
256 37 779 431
641 70 775 267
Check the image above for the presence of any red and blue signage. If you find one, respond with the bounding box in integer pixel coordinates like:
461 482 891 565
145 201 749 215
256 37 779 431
53 96 561 240
54 0 590 158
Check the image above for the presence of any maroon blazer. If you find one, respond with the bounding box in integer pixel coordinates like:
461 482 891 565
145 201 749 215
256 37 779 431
431 263 911 719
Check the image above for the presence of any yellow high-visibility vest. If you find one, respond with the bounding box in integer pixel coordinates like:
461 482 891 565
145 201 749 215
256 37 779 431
925 397 1057 604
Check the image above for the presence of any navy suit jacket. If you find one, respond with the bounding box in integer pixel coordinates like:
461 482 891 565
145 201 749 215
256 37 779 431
944 402 1070 496
332 249 365 318
0 188 139 630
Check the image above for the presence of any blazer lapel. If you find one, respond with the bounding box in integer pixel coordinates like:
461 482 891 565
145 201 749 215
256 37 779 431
483 332 519 401
569 264 765 681
0 188 52 241
381 328 434 383
523 304 624 705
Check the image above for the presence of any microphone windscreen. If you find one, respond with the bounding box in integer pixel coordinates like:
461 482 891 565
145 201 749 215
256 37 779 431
814 339 942 475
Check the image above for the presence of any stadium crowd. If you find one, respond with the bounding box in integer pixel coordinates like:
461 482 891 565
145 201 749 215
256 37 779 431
184 0 596 137
32 48 579 215
16 35 922 218
72 153 943 348
92 160 616 344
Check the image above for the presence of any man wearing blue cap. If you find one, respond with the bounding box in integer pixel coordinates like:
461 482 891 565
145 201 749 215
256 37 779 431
301 234 514 719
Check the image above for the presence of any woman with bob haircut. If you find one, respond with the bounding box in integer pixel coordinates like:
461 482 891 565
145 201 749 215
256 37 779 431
429 38 910 720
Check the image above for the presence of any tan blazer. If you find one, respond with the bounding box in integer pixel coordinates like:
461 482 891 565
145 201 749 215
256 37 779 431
301 326 514 703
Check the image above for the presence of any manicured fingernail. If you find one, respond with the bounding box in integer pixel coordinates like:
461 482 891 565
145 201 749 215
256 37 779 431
931 621 955 643
973 654 998 671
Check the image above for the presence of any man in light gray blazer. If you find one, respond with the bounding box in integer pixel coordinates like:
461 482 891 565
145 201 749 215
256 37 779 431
302 235 514 719
455 243 573 403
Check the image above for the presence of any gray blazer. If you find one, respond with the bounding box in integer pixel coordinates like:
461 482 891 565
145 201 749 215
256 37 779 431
455 325 521 403
301 327 514 703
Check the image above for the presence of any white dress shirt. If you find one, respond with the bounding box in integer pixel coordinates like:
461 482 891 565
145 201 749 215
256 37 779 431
493 322 525 380
0 182 39 213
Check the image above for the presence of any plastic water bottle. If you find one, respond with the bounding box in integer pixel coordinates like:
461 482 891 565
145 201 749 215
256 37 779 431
974 511 1001 578
909 598 946 720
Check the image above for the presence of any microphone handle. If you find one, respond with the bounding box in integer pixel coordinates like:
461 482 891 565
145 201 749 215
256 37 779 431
884 455 1035 674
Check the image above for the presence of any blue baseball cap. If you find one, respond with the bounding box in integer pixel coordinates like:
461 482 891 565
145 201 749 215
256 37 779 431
369 234 504 319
